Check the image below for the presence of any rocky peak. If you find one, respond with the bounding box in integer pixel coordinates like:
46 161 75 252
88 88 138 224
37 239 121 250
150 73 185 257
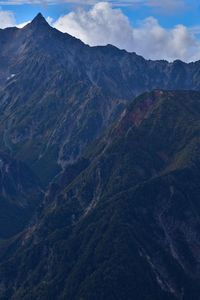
24 12 50 32
31 13 48 26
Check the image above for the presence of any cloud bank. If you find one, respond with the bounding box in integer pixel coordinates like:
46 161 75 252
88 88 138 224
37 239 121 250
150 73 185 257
53 2 200 62
0 10 30 28
0 2 200 62
0 10 16 28
54 2 134 51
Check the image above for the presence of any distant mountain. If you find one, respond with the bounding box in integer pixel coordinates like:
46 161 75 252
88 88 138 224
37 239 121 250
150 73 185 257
1 90 200 299
2 14 200 184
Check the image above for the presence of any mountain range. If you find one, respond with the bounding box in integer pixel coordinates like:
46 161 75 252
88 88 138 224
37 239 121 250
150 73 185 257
1 13 200 300
1 13 200 185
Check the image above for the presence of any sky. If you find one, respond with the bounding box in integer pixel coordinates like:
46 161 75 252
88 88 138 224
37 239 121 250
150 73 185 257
1 0 200 62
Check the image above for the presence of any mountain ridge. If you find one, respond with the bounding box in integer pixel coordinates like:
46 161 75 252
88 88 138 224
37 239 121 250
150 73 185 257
2 16 200 185
1 90 200 299
1 13 200 300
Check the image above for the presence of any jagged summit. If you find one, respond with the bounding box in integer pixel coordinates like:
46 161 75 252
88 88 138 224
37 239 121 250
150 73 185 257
27 12 50 28
32 13 47 24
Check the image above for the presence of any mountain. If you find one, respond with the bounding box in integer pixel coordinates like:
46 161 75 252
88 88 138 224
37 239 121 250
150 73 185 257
1 90 200 299
0 152 42 239
2 14 200 184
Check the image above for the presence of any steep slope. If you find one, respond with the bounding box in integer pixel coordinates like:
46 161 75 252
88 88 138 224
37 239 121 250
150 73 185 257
1 90 200 299
0 152 42 239
2 14 200 184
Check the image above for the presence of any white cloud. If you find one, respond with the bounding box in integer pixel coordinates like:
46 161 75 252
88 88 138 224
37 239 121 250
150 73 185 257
0 9 31 28
54 2 134 50
53 2 200 62
132 17 198 62
17 20 30 27
0 10 16 28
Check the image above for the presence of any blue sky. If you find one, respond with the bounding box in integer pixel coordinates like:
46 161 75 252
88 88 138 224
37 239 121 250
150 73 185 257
1 0 200 62
1 0 199 27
